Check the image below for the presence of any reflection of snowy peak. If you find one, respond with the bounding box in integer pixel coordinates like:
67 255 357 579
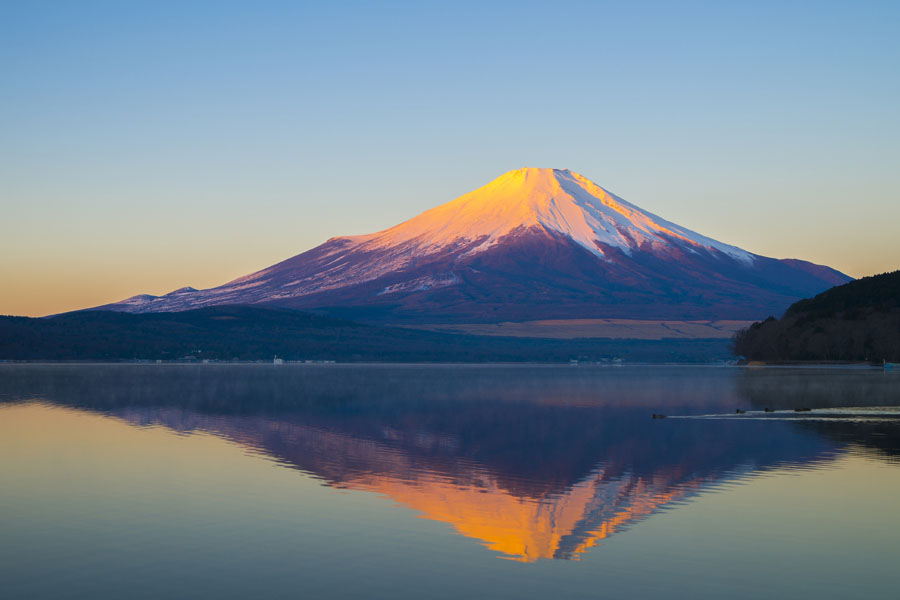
105 398 832 563
94 168 851 322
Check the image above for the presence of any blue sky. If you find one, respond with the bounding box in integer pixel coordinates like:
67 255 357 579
2 1 898 316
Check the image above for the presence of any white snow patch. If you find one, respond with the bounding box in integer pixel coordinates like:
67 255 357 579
377 273 460 296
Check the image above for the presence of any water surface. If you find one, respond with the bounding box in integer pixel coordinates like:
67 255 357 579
1 364 899 598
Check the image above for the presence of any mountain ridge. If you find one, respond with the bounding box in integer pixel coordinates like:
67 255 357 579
90 168 851 323
733 270 900 362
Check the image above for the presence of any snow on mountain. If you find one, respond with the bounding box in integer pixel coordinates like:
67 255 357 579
346 168 752 264
90 168 851 322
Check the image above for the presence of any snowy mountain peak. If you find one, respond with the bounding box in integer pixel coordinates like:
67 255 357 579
345 168 753 263
91 167 851 322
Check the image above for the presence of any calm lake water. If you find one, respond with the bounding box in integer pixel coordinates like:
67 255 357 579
2 364 899 599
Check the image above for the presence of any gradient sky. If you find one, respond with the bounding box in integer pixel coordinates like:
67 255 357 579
2 1 898 317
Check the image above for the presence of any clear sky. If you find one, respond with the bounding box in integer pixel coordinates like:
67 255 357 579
2 0 898 317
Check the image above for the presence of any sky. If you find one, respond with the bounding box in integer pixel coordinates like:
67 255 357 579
2 0 898 317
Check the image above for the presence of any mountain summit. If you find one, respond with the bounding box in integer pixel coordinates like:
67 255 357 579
95 168 850 322
346 168 751 263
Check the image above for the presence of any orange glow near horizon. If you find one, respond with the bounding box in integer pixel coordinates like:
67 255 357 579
2 166 893 318
4 3 899 318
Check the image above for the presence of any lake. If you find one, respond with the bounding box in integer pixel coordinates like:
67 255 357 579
1 364 899 599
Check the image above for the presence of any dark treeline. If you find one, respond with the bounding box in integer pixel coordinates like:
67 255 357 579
733 270 900 362
0 305 730 363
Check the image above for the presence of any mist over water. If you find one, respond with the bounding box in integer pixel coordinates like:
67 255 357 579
2 365 899 598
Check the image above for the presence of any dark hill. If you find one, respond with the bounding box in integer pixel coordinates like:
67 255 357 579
0 305 729 363
733 270 900 362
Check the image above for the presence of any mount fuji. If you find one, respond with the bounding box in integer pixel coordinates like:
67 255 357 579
94 168 850 323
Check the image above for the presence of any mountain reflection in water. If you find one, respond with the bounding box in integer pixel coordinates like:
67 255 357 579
2 364 898 562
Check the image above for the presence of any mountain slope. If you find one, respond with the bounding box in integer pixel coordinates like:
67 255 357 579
93 168 850 322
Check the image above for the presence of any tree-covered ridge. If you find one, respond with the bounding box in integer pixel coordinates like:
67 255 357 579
786 270 900 316
733 270 900 362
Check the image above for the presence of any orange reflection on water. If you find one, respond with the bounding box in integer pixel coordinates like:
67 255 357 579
98 410 713 562
343 465 707 562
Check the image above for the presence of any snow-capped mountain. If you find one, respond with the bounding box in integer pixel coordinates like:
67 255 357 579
93 168 851 322
347 167 754 261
